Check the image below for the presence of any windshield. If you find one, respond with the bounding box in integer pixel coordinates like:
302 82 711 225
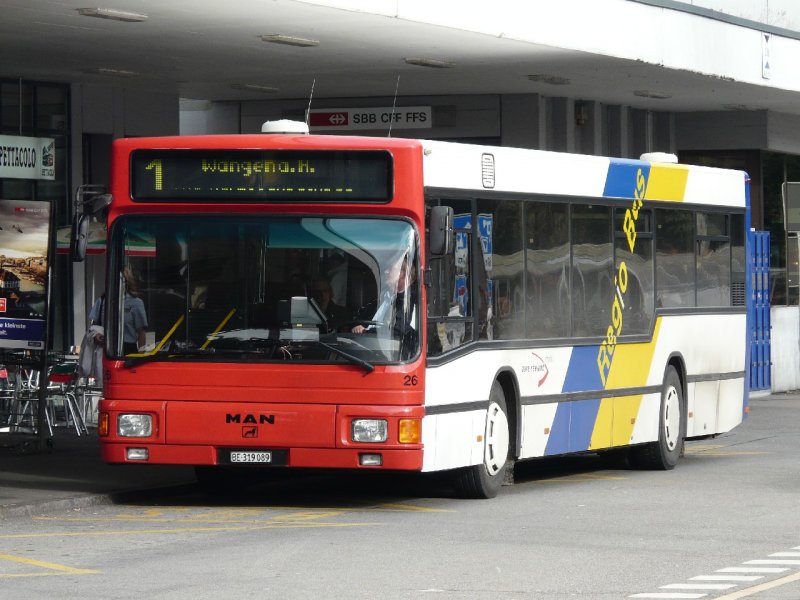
106 216 419 366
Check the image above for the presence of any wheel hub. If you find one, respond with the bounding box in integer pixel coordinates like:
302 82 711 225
484 401 510 476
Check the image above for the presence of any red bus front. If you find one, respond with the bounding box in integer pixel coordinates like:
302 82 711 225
97 132 427 475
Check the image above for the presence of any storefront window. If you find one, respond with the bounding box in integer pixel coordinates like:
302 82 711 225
0 78 70 349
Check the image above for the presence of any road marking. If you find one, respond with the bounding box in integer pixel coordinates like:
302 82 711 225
34 502 448 524
0 553 98 578
538 472 627 483
0 521 378 539
631 546 800 598
713 570 800 599
717 567 788 573
689 576 762 582
661 583 736 590
684 444 766 457
630 593 707 599
744 559 800 565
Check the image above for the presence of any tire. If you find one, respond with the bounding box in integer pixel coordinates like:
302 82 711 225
630 365 684 470
453 381 511 499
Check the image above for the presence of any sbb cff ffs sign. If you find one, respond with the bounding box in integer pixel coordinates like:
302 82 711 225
309 106 432 131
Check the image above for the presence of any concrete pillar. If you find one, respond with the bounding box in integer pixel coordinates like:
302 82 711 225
69 83 87 346
500 94 544 149
607 105 631 158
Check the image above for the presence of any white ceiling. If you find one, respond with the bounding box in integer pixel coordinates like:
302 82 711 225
3 0 800 114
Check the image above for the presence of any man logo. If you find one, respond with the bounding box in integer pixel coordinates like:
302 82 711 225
226 413 276 425
242 426 258 438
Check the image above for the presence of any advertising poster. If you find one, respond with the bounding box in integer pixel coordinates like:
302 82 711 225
0 199 50 349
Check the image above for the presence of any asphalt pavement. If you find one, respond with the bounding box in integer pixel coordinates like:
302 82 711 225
0 428 196 519
0 390 793 520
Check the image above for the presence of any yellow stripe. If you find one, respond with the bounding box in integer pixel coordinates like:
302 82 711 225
644 164 689 202
0 553 98 575
589 318 662 449
201 308 236 350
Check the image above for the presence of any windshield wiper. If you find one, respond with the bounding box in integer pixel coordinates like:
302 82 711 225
306 339 375 374
122 348 226 368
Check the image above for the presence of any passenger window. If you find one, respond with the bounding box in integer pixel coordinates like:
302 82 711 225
656 209 695 308
571 204 613 337
426 199 474 356
525 202 570 338
477 199 523 341
614 208 654 334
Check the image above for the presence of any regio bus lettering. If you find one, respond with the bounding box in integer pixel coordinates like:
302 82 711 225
597 167 645 387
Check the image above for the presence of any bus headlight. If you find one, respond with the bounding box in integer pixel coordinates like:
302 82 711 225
352 419 388 443
118 414 153 437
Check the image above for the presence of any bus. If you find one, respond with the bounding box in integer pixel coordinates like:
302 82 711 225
75 120 750 498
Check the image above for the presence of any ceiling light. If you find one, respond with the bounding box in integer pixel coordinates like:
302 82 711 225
633 89 672 99
84 67 138 77
260 34 319 47
404 57 454 69
231 83 280 93
527 74 570 85
77 8 148 22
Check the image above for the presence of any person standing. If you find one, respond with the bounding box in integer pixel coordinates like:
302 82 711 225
122 267 148 354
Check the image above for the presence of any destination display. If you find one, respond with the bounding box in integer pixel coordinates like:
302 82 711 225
131 149 392 202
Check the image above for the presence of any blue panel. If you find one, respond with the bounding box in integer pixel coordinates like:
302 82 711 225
603 160 650 200
544 403 571 456
569 398 602 452
747 230 771 392
544 346 605 455
563 345 605 392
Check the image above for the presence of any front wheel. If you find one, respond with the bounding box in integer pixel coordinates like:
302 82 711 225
453 381 511 499
630 365 684 470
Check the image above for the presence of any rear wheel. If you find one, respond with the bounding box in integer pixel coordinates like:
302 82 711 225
630 365 684 470
453 381 511 499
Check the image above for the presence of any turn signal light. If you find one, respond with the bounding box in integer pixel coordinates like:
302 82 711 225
398 419 421 444
98 412 109 437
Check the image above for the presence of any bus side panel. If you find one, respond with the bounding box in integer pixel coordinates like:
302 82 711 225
425 312 745 469
689 381 720 437
519 403 558 459
717 378 746 433
421 411 487 472
644 313 746 439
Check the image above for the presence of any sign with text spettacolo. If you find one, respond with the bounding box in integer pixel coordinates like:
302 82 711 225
0 200 51 349
0 135 55 180
309 106 432 131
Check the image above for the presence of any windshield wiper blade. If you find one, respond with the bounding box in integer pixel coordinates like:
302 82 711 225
122 348 221 368
308 339 375 374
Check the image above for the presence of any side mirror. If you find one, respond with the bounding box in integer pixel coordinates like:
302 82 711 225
71 185 111 262
70 214 89 262
91 193 112 215
429 205 453 256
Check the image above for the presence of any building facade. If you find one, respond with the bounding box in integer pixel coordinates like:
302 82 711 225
2 0 800 388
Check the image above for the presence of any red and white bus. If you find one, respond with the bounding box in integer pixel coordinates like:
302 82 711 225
79 121 750 498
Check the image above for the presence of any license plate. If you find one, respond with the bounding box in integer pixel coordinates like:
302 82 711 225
229 451 272 463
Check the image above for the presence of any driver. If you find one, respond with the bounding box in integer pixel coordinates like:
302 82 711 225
351 257 418 357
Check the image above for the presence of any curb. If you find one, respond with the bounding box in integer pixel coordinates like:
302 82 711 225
0 482 197 520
